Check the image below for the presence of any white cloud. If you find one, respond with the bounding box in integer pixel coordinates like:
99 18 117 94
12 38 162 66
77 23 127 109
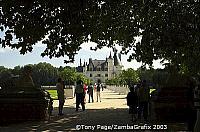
0 48 5 53
80 42 96 50
0 40 165 70
81 42 112 52
32 41 47 48
33 43 46 48
74 41 164 70
0 47 12 53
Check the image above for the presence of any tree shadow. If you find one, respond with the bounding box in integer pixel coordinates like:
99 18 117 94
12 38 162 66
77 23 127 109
102 97 126 99
0 107 131 131
0 106 189 132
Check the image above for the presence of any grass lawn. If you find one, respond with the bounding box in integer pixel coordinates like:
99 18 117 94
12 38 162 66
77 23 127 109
46 88 156 100
150 89 156 94
46 90 58 100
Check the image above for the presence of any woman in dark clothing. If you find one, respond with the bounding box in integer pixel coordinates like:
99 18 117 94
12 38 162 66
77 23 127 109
56 78 65 115
127 86 138 122
88 83 94 103
75 80 85 111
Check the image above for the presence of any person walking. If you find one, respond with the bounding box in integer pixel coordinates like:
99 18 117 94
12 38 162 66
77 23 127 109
56 78 65 116
127 86 138 122
88 83 94 103
137 80 150 122
75 80 85 111
96 79 101 102
83 83 87 104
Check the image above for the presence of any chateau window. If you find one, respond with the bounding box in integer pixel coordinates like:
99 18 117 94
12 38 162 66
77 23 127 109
97 74 101 77
89 68 92 71
105 68 108 71
90 74 92 77
97 68 101 71
105 74 108 77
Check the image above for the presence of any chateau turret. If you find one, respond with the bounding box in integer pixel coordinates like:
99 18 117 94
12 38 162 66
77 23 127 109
76 51 123 83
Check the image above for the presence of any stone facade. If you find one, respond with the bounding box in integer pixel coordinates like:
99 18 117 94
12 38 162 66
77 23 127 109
76 51 123 83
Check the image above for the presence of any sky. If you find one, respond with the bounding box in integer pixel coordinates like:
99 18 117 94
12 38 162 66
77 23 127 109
0 21 166 70
0 41 165 70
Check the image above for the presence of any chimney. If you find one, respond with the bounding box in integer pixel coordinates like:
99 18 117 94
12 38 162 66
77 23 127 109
118 53 121 61
89 58 92 63
80 58 82 66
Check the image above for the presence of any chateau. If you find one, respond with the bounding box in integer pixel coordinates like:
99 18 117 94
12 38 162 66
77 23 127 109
76 50 123 83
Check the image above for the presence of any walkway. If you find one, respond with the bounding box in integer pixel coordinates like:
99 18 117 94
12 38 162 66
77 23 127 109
0 89 187 131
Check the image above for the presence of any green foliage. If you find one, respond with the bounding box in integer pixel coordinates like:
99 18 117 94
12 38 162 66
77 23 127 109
0 63 58 86
76 73 91 85
0 66 12 83
105 78 119 86
0 66 9 73
1 1 200 76
0 63 92 86
119 68 140 85
0 0 89 62
12 66 22 75
59 67 76 85
106 68 139 86
31 62 58 86
105 79 113 85
137 67 170 88
46 90 58 100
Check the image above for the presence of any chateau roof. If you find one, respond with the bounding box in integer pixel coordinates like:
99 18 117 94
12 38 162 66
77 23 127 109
91 59 105 67
76 51 122 72
113 52 120 66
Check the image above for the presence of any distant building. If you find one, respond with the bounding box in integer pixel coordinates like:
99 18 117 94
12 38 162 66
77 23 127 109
76 50 123 83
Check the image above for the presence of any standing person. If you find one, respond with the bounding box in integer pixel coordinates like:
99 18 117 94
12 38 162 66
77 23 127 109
56 78 65 116
127 86 138 122
88 83 94 103
94 83 97 92
83 83 87 104
137 80 150 122
96 79 101 102
75 80 85 111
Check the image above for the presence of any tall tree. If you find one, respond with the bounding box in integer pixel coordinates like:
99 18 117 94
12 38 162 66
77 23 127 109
59 67 76 85
31 62 58 86
76 73 90 84
12 65 21 76
0 66 12 83
119 68 139 85
1 1 200 76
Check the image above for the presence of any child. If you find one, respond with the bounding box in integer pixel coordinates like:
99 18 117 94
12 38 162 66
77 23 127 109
127 86 138 122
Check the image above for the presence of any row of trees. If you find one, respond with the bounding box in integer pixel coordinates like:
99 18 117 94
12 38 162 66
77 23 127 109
0 62 90 87
1 62 169 88
106 68 169 88
1 62 190 88
106 68 139 86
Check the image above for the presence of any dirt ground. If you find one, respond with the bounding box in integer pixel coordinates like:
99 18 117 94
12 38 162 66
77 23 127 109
0 89 187 132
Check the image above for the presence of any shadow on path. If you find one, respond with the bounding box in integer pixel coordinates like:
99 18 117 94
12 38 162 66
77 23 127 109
0 107 188 132
0 88 189 131
0 107 131 132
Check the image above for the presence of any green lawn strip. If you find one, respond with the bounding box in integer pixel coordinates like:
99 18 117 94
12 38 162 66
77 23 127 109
150 89 156 94
46 90 58 100
47 88 156 100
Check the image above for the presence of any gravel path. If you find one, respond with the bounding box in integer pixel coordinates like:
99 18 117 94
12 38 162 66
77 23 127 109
0 89 188 132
